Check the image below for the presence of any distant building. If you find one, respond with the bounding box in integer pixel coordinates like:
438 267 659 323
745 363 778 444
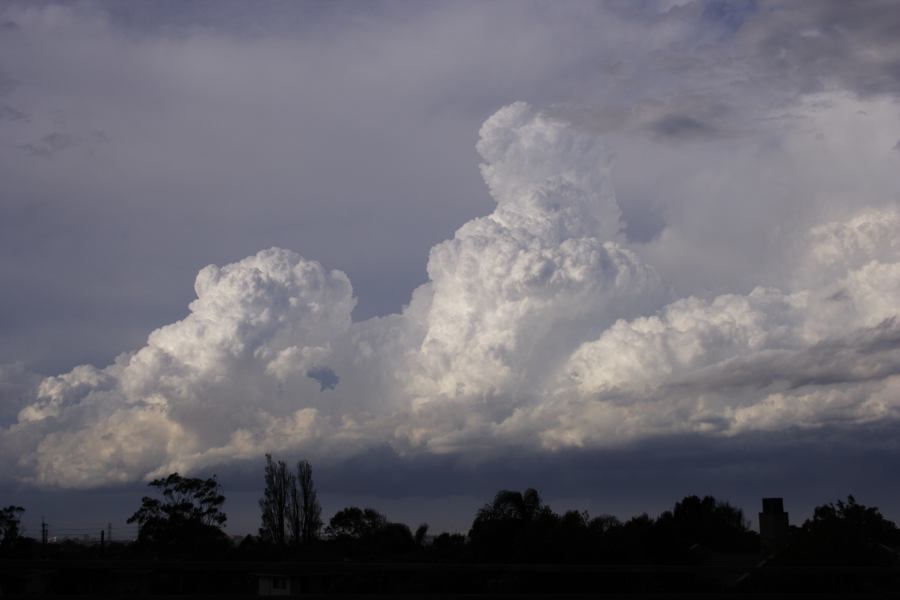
759 497 789 550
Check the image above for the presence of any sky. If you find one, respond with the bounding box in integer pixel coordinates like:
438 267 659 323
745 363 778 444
2 0 900 536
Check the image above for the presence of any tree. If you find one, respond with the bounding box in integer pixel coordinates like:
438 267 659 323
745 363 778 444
0 505 24 549
655 495 757 552
469 488 557 560
296 459 322 543
287 468 301 545
127 473 227 550
784 495 900 565
325 507 416 555
806 495 898 544
259 454 292 545
326 507 387 539
262 456 322 546
588 514 622 535
474 488 548 523
414 523 429 546
432 532 466 554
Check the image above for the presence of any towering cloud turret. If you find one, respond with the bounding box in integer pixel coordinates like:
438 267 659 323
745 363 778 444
410 103 661 401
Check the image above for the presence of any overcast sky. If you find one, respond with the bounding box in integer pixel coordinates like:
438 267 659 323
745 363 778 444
2 0 900 535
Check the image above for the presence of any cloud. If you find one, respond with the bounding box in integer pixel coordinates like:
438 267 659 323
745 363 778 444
2 0 900 378
2 248 356 486
410 103 662 402
2 1 900 494
806 208 900 273
740 0 900 98
2 101 900 488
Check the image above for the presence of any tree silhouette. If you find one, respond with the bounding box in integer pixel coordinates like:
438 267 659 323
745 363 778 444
375 522 416 553
808 495 898 544
327 507 387 539
655 494 757 553
432 531 467 555
324 506 417 556
261 456 322 546
588 514 621 534
295 459 323 544
469 488 557 560
414 523 429 546
127 473 227 552
259 454 292 546
0 505 24 549
781 495 900 565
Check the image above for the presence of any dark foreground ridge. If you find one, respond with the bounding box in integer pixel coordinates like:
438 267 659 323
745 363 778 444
1 457 899 597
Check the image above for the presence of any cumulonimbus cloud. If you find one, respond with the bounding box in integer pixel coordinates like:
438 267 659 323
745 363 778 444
2 102 899 488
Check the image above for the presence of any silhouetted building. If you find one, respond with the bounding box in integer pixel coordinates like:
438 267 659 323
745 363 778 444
759 497 789 550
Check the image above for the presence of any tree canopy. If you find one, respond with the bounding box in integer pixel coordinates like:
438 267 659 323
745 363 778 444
327 507 388 539
0 505 24 549
655 494 757 552
127 473 227 552
779 495 900 565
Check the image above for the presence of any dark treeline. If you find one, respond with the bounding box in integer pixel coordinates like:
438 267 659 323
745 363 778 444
2 456 899 569
4 459 900 595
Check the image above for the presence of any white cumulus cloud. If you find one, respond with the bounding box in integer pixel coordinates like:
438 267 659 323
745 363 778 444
2 102 900 488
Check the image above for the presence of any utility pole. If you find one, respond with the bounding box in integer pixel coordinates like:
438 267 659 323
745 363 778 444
41 517 48 546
